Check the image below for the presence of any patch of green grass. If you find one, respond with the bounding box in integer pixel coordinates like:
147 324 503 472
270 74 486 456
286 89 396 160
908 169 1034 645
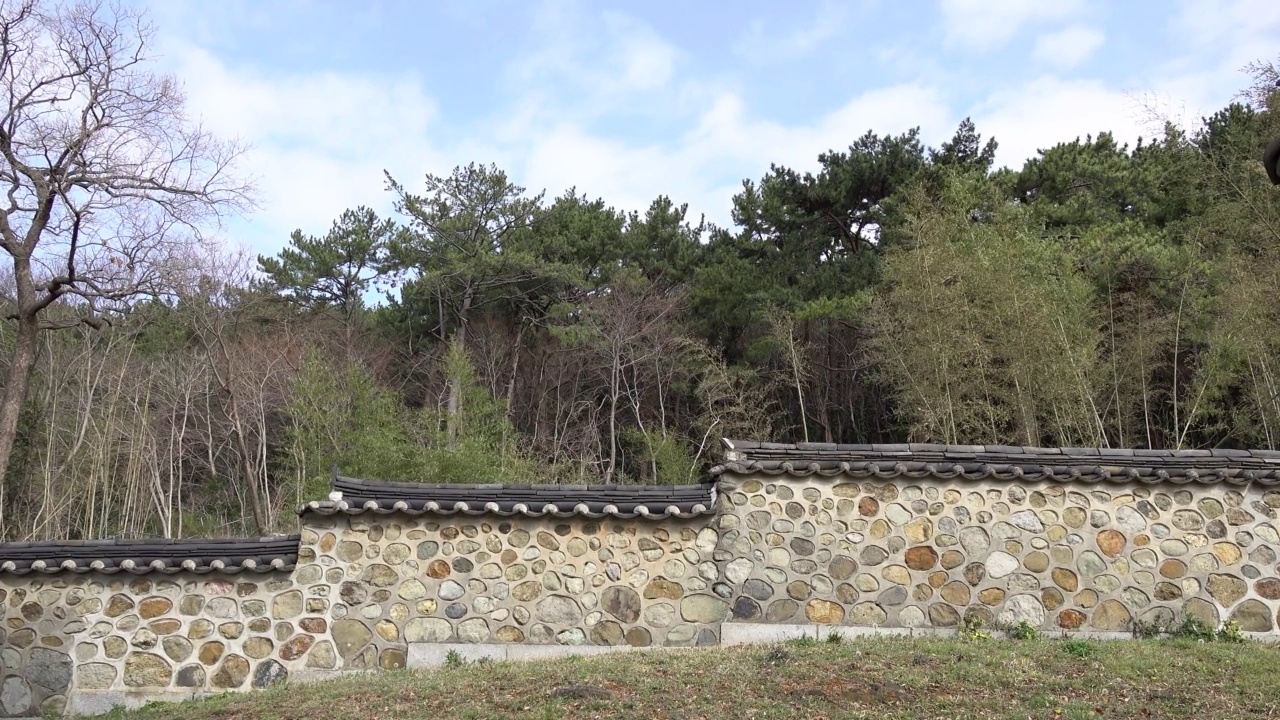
104 636 1280 720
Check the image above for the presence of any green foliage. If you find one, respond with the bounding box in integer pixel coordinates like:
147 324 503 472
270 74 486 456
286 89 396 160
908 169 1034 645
1130 616 1173 640
825 631 843 645
1173 616 1217 643
1061 639 1096 659
959 612 991 641
1217 620 1246 644
1005 621 1041 641
258 207 396 314
443 649 466 668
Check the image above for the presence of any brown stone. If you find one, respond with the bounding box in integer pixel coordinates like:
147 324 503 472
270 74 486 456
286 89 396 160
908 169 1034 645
1041 588 1064 611
940 550 964 570
1057 609 1086 629
1024 552 1049 573
1096 530 1126 558
138 594 172 617
1154 582 1182 601
1074 589 1098 608
123 652 172 687
319 533 336 553
373 647 405 671
1090 600 1131 630
625 627 652 647
904 546 938 571
279 633 315 661
1229 600 1273 632
105 594 134 618
198 641 225 665
244 637 274 660
928 603 960 627
1207 574 1248 607
1159 559 1186 579
805 599 844 624
426 559 451 578
1051 568 1078 592
1212 542 1242 566
928 571 948 588
299 617 327 633
963 563 985 586
211 654 250 689
148 619 181 635
978 587 1005 605
859 497 879 516
939 581 970 605
1255 578 1280 600
644 576 684 600
496 626 525 643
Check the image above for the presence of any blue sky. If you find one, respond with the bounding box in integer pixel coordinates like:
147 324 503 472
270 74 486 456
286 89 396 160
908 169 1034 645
142 0 1280 256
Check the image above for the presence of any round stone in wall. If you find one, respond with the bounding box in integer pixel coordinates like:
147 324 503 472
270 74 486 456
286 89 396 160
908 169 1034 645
123 652 172 688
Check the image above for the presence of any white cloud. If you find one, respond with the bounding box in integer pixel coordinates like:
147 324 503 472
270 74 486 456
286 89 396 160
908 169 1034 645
160 43 451 252
1033 26 1105 69
940 0 1084 50
520 85 951 229
734 2 853 60
971 77 1144 169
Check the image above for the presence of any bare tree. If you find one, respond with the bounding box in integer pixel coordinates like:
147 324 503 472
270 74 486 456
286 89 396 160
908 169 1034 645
0 0 251 532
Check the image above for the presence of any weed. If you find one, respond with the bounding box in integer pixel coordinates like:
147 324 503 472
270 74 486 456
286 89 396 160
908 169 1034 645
1006 621 1040 641
1130 616 1172 640
762 646 791 667
1172 616 1217 643
444 649 466 668
786 635 820 648
1062 639 1096 659
1217 620 1247 644
959 612 991 641
826 631 843 645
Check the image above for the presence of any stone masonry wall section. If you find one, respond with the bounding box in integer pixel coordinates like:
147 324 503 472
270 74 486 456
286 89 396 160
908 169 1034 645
714 474 1280 633
304 512 727 661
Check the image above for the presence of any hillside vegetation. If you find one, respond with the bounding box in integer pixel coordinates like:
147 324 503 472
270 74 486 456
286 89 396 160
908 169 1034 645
4 0 1280 542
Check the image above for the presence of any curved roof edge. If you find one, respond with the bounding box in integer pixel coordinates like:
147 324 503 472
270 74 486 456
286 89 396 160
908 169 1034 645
713 439 1280 486
297 474 718 519
0 536 301 576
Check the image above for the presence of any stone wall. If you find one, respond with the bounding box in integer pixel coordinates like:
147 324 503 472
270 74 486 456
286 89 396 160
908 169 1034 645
300 512 726 660
5 464 1280 716
1 570 328 717
714 474 1280 634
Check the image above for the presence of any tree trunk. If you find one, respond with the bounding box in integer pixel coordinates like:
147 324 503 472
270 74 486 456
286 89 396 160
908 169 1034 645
445 286 474 443
0 255 43 538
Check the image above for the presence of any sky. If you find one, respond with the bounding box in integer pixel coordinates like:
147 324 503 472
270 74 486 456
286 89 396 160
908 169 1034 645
140 0 1280 257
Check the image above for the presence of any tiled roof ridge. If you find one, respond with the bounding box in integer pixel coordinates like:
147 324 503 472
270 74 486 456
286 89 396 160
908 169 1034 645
297 474 717 519
0 535 301 576
712 439 1280 486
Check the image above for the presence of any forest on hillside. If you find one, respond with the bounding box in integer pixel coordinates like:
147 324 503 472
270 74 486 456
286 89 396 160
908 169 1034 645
2 3 1280 541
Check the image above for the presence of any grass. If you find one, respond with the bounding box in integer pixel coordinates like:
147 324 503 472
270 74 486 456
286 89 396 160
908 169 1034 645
104 636 1280 720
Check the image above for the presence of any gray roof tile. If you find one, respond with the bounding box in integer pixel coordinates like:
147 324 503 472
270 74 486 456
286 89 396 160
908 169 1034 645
712 439 1280 487
0 536 300 576
298 475 717 519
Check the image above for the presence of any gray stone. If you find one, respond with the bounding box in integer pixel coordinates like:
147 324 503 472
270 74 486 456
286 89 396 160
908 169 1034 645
986 551 1019 578
1 677 31 716
536 595 582 624
680 594 729 623
959 527 990 556
78 663 117 690
996 594 1045 628
1009 510 1044 532
439 580 465 601
252 659 288 688
23 647 71 691
601 586 642 623
332 618 374 659
1116 506 1147 533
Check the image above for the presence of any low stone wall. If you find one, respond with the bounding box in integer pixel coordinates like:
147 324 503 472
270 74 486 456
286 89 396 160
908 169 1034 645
1 571 326 716
714 475 1280 634
301 512 725 662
